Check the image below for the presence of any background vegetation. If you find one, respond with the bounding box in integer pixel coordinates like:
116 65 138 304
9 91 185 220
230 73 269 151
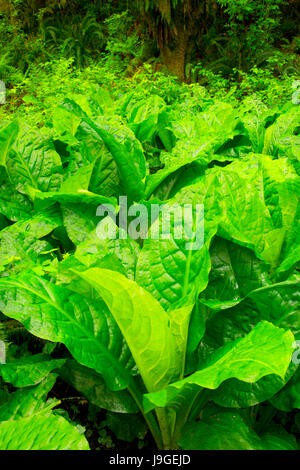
0 0 299 120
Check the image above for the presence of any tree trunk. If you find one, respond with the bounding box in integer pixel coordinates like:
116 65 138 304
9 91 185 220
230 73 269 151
141 1 203 81
160 30 189 81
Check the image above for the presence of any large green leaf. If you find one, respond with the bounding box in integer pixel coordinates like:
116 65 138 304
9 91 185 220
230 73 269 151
61 203 102 245
260 156 299 229
79 117 146 202
270 367 300 412
7 123 63 194
74 222 140 280
215 165 282 266
143 321 294 412
127 95 167 143
0 272 136 391
0 210 61 276
200 237 272 306
201 280 300 352
0 120 19 169
0 413 90 450
275 181 300 280
0 354 65 387
200 279 300 408
0 375 57 421
179 409 298 450
211 366 297 409
0 181 33 222
136 177 221 310
0 378 89 450
145 141 211 200
58 99 146 201
263 106 300 156
179 410 262 450
174 156 297 269
75 268 182 393
32 188 116 211
59 359 139 413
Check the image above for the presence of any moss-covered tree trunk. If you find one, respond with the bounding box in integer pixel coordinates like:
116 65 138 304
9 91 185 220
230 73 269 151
160 28 189 81
138 1 204 81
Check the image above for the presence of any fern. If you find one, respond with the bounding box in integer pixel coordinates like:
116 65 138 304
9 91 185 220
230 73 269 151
40 13 105 67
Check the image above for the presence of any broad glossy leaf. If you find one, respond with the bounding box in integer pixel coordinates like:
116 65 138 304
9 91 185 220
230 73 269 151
60 98 146 201
75 222 140 280
145 141 211 199
261 156 299 228
30 172 117 245
127 95 167 143
0 272 136 391
105 411 147 442
212 365 297 408
263 106 300 156
200 279 300 407
7 123 63 193
59 360 139 414
53 105 81 138
179 409 298 450
0 378 89 450
0 354 65 387
0 120 19 169
201 280 300 354
275 181 300 280
179 157 295 268
79 116 146 202
137 176 221 309
201 237 272 306
0 413 90 450
89 149 124 197
33 188 116 211
172 103 241 147
0 181 33 221
61 202 102 245
215 165 281 266
179 411 262 450
0 211 61 276
270 367 300 412
0 375 57 421
143 322 294 412
76 268 181 392
60 161 96 192
70 117 124 197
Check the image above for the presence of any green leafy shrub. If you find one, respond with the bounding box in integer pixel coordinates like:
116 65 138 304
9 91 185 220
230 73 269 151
0 85 299 450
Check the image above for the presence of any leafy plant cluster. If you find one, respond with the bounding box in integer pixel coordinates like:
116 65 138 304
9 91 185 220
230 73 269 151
0 0 299 88
0 82 299 449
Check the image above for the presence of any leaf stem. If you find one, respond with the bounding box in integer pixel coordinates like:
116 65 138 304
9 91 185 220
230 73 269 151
155 408 174 450
127 382 163 449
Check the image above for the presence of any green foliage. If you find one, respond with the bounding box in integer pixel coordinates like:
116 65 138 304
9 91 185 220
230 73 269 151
40 13 105 68
0 377 89 450
0 81 299 449
0 0 299 452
